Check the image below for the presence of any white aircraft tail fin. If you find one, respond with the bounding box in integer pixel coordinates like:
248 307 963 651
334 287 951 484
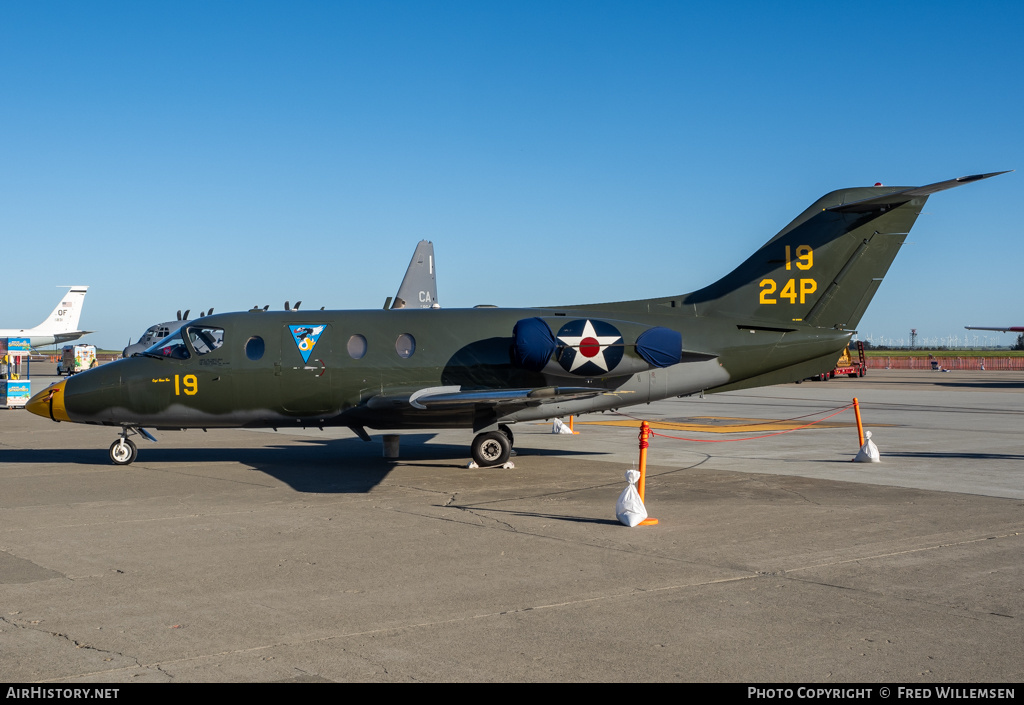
42 286 89 333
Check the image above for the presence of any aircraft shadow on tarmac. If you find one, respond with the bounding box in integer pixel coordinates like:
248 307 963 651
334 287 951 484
935 381 1024 389
883 450 1024 461
453 505 623 527
1 434 605 494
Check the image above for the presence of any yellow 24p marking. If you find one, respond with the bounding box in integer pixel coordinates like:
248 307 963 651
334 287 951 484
760 245 817 304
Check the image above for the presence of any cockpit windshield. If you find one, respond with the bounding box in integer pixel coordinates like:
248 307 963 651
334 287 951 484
186 326 225 355
143 330 191 359
140 326 224 359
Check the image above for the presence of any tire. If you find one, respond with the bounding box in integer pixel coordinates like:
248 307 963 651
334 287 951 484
109 438 138 465
471 431 511 466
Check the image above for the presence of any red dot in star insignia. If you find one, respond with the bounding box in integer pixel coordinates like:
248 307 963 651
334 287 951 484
580 337 600 357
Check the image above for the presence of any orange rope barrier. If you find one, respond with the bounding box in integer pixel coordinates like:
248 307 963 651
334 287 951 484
614 403 855 444
622 400 867 527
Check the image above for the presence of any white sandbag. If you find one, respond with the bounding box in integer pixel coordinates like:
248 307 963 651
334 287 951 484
616 469 648 527
853 430 880 463
552 418 574 434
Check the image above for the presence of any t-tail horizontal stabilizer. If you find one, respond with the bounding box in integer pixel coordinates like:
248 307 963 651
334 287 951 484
829 171 1011 213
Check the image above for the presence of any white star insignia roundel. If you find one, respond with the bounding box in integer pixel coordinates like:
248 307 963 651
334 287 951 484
556 319 624 374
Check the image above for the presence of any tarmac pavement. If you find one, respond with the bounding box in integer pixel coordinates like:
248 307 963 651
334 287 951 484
1 367 1021 682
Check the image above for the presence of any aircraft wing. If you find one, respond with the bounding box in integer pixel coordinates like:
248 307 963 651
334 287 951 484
366 385 603 411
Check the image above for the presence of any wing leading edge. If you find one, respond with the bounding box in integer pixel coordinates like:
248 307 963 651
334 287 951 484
365 385 603 411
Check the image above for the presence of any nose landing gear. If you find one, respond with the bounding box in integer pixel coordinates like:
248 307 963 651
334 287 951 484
109 438 137 465
109 426 157 465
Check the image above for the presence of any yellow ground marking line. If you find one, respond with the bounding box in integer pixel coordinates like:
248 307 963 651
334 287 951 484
575 417 880 434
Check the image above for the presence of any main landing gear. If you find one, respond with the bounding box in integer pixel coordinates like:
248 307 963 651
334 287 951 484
470 424 515 467
109 426 157 466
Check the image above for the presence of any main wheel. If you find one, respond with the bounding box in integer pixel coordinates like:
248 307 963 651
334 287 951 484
471 431 511 466
109 438 138 465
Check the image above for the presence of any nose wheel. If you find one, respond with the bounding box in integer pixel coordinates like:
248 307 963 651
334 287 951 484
109 438 138 465
108 426 157 465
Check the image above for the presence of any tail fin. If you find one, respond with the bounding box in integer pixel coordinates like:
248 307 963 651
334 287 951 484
687 173 1008 330
41 286 89 333
391 240 439 309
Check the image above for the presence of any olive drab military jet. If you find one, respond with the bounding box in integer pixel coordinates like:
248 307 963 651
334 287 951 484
26 172 1008 466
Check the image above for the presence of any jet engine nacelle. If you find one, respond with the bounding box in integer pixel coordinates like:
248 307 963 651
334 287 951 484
512 316 684 379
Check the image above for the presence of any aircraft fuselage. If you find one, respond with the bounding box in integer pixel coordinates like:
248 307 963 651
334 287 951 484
39 305 849 433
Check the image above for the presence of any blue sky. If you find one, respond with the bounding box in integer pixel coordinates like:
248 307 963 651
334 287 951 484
2 1 1021 350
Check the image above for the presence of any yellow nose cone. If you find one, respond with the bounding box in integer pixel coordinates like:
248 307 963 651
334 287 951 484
26 380 70 422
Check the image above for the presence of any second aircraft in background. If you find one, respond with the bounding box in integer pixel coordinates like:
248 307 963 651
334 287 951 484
123 241 441 358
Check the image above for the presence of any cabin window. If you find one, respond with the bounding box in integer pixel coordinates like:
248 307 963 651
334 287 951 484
185 326 225 355
245 336 265 361
396 333 415 359
347 334 367 359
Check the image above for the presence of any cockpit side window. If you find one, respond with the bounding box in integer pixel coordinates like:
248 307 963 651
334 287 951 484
186 326 225 355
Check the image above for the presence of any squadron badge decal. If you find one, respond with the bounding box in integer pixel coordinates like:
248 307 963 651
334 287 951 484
289 325 326 363
556 319 623 375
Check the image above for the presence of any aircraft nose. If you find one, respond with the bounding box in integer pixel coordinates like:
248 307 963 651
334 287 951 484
26 380 70 422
